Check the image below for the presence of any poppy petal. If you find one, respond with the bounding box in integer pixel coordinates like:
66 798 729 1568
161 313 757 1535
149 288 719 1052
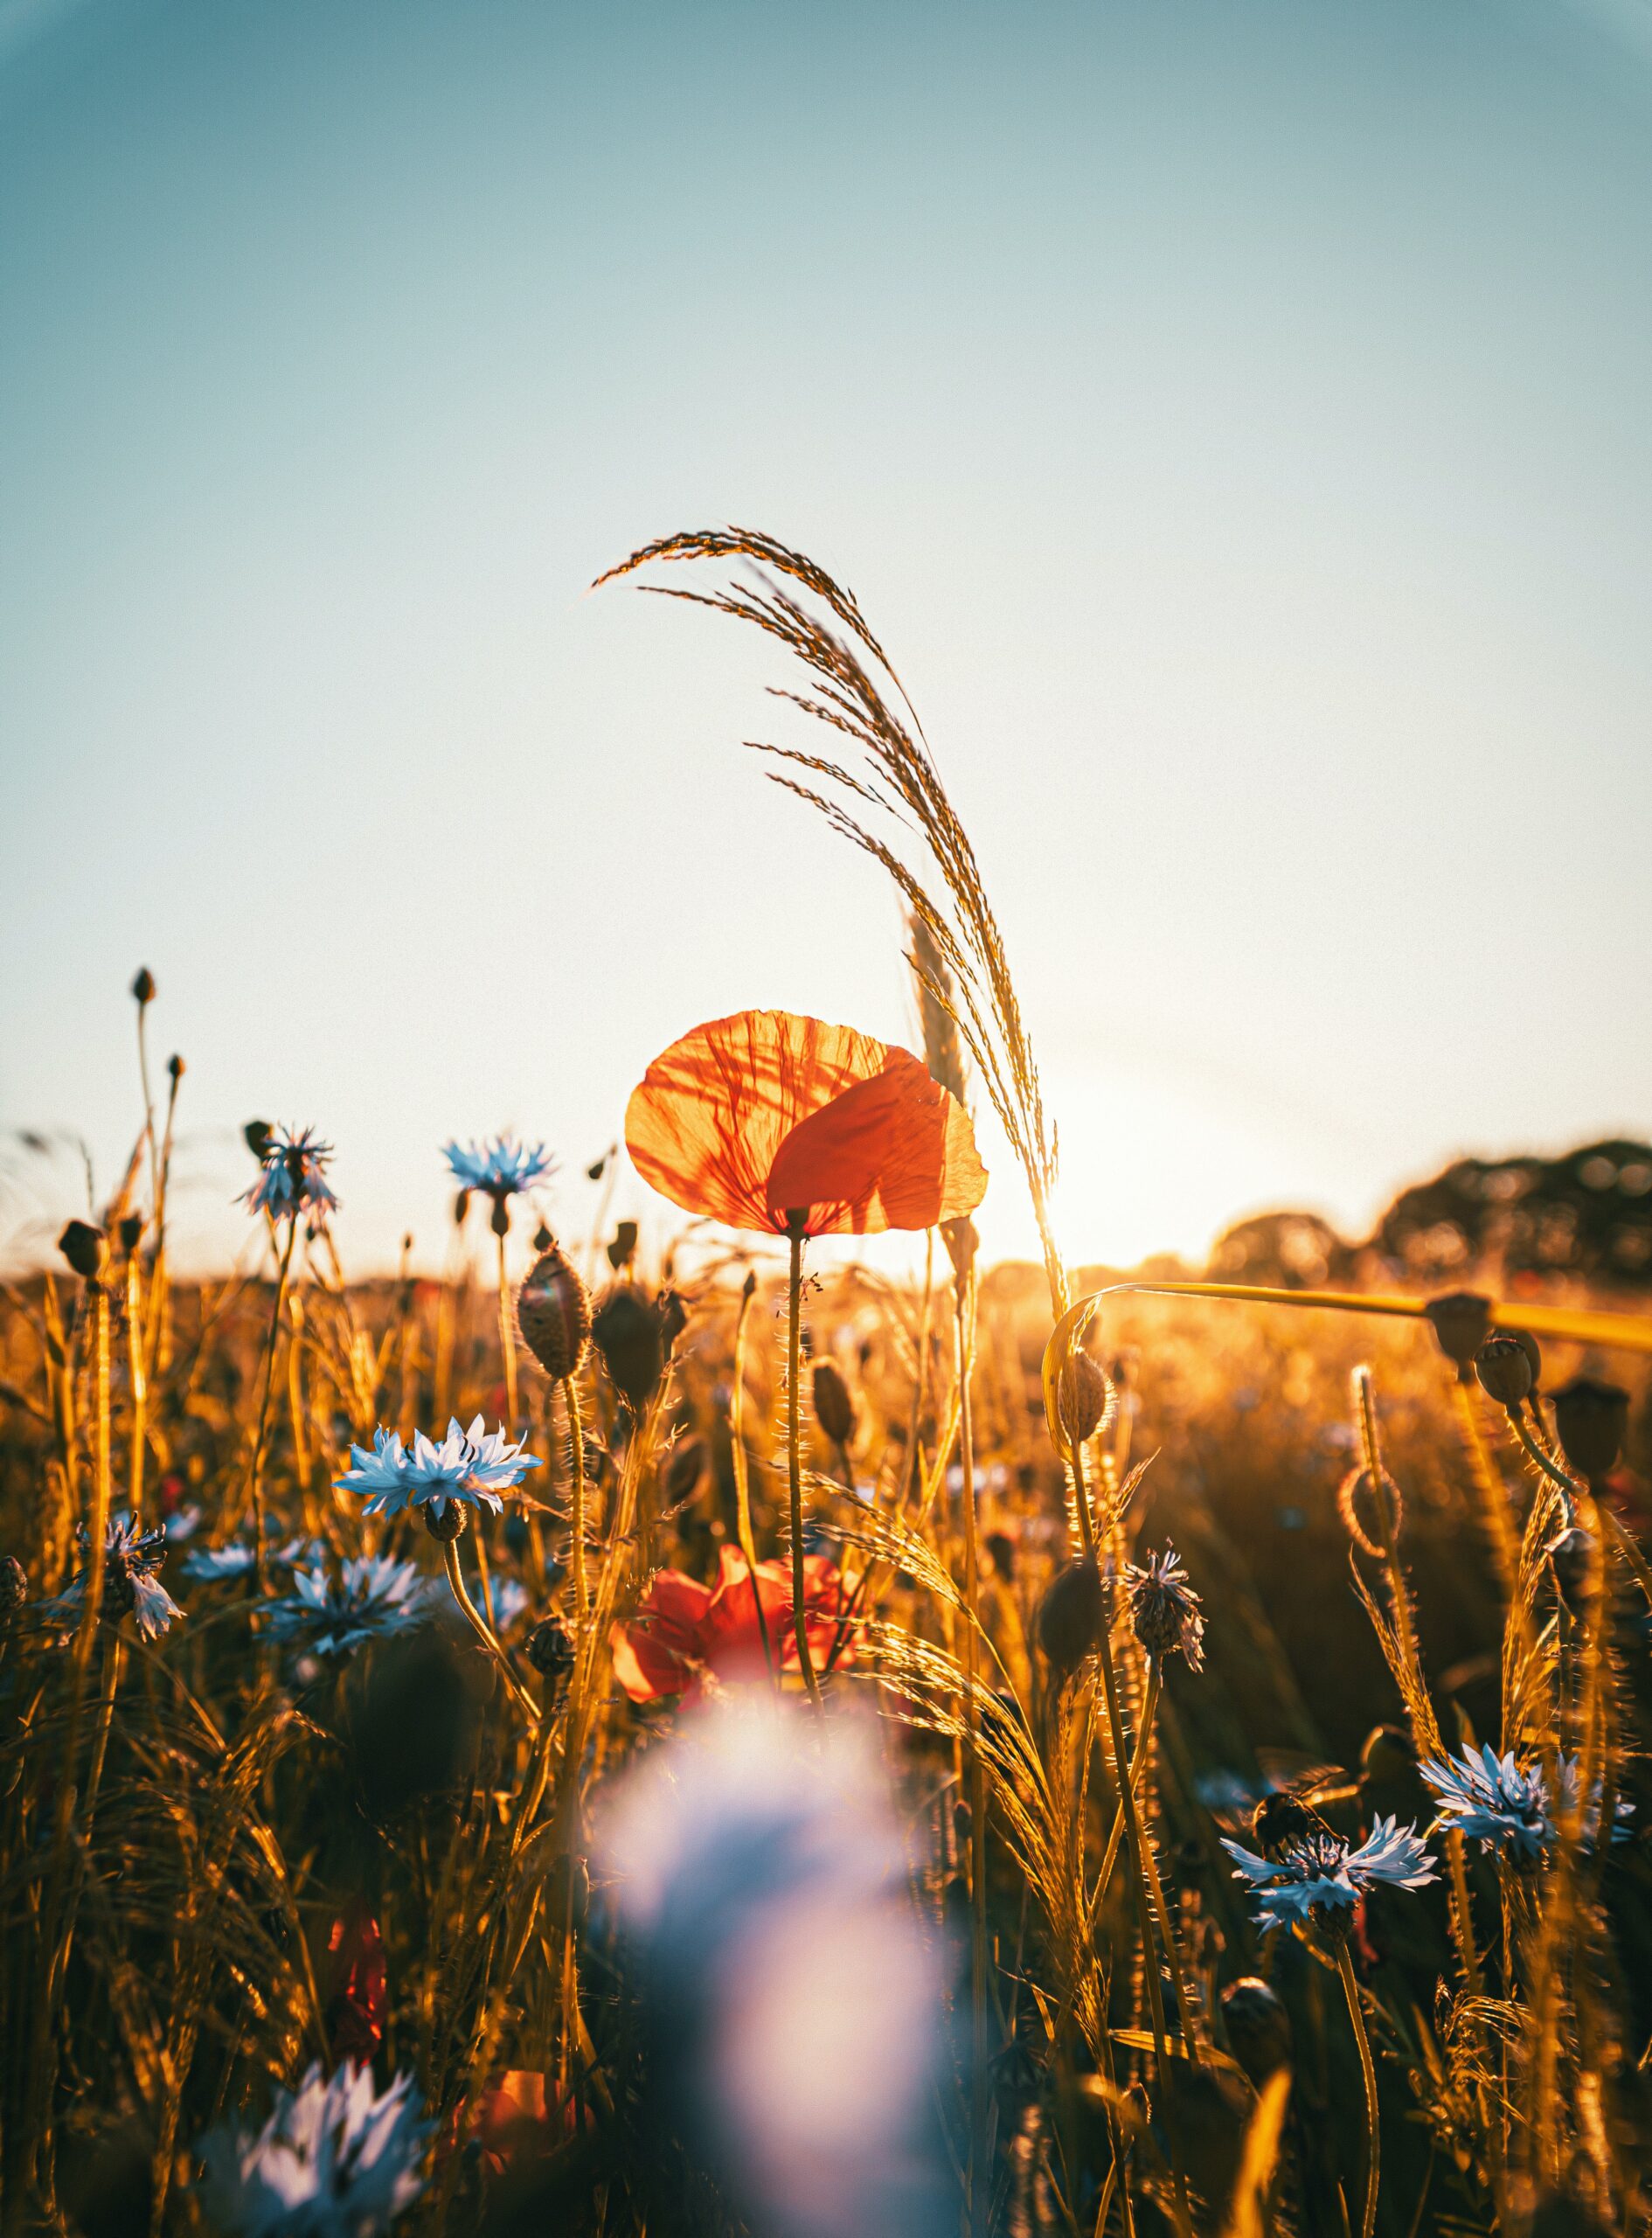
765 1054 988 1234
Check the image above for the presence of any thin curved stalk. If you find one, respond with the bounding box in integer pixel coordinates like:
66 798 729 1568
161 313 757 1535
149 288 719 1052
564 1372 589 1619
441 1535 540 1726
728 1271 775 1679
496 1228 518 1428
1336 1938 1380 2238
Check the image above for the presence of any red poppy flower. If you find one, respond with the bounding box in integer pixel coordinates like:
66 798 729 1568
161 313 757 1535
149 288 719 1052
324 1904 385 2067
625 1010 987 1238
612 1544 856 1703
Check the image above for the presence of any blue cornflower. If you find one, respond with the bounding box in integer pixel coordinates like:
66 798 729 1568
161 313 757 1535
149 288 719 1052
335 1416 543 1521
194 2061 430 2238
183 1535 313 1583
478 1573 530 1634
442 1135 555 1200
1222 1816 1438 1932
242 1127 340 1227
1421 1742 1633 1856
56 1512 184 1641
267 1557 439 1659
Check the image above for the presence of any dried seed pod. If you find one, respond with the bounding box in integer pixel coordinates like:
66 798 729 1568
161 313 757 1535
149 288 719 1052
167 1053 185 1081
1221 1977 1292 2084
1475 1332 1534 1408
58 1220 107 1281
592 1285 664 1411
525 1616 575 1688
1057 1351 1113 1448
117 1213 144 1256
531 1221 553 1254
812 1361 856 1449
131 966 156 1005
1425 1291 1492 1379
1551 1377 1629 1482
516 1241 592 1382
1036 1555 1107 1672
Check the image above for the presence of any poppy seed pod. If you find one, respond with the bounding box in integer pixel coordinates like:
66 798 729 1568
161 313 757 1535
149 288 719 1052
117 1213 143 1256
1057 1352 1112 1448
59 1220 107 1281
1036 1555 1108 1673
531 1221 552 1254
1425 1291 1493 1379
591 1286 664 1411
525 1616 575 1690
812 1360 856 1449
167 1053 184 1081
1551 1377 1629 1482
1475 1332 1533 1408
516 1241 592 1382
1220 1977 1292 2085
131 966 156 1005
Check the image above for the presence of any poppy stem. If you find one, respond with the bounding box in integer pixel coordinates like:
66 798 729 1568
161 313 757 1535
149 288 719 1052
785 1213 823 1707
729 1270 775 1681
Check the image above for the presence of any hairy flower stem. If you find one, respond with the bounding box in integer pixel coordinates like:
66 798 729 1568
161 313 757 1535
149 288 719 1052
785 1213 823 1707
124 1248 147 1517
1086 1499 1190 2231
246 1221 298 1593
729 1272 775 1678
1450 1378 1517 1602
1336 1937 1380 2238
948 1241 990 2236
496 1228 518 1428
564 1373 589 1618
441 1538 540 1726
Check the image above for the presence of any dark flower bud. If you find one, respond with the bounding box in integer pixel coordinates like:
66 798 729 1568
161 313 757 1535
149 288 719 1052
587 1153 609 1183
592 1286 664 1411
1475 1332 1533 1407
983 1530 1016 1581
1057 1352 1113 1448
489 1198 511 1238
1036 1555 1108 1673
167 1053 184 1081
243 1120 273 1160
117 1213 144 1256
1221 1976 1292 2084
59 1220 107 1280
812 1360 856 1449
657 1289 688 1359
532 1221 553 1254
607 1219 639 1270
1425 1291 1492 1379
1551 1377 1628 1482
0 1556 27 1612
454 1190 469 1227
525 1616 575 1686
421 1499 469 1545
517 1241 592 1382
131 967 156 1005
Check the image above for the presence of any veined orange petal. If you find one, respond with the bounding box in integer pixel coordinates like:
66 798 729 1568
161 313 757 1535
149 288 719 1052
625 1008 987 1237
765 1054 988 1234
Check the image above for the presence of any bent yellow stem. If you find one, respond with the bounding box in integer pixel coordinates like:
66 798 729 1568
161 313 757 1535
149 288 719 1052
1336 1937 1380 2238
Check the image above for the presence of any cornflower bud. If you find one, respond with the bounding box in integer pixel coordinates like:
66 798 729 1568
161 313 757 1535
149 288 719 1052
525 1616 575 1693
421 1500 469 1545
131 967 156 1005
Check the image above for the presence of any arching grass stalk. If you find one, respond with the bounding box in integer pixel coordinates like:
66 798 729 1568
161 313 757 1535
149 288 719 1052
784 1212 823 1707
564 1370 589 1620
124 1242 147 1518
1336 1937 1380 2238
246 1219 299 1591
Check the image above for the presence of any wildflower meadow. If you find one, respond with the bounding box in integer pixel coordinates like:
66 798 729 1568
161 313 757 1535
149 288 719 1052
3 533 1651 2238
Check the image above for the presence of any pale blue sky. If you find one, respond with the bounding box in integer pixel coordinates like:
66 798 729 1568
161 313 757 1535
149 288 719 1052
3 0 1649 1276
